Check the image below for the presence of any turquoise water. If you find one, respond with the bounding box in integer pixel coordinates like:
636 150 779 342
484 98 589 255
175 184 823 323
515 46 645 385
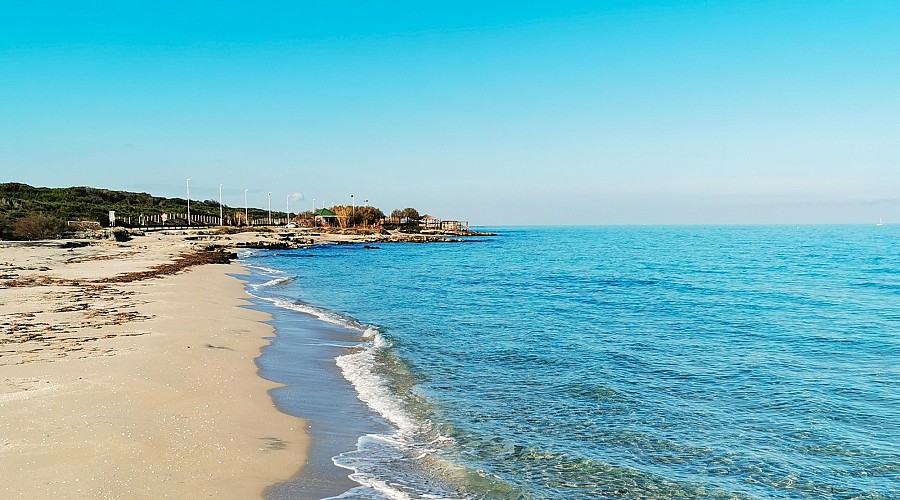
246 226 900 499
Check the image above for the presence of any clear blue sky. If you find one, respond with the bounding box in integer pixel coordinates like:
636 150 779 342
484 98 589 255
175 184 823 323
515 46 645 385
1 1 898 225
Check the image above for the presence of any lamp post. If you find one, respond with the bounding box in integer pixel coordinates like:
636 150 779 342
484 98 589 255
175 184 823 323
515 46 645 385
244 188 249 226
267 192 272 225
219 184 223 226
186 178 191 226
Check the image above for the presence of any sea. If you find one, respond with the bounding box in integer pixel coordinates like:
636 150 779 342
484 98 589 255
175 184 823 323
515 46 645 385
240 225 899 499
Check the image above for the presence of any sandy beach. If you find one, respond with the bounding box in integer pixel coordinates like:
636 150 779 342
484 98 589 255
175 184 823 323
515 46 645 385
0 231 313 498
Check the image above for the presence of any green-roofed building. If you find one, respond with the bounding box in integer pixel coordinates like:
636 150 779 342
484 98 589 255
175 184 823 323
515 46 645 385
314 208 338 227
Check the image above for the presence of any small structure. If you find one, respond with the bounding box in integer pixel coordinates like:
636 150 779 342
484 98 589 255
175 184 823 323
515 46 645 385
420 215 441 230
417 215 469 233
314 208 338 228
440 220 469 232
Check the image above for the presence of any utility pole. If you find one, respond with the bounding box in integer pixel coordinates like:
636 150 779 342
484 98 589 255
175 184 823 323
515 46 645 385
267 192 272 225
186 178 191 226
219 184 223 226
244 188 249 226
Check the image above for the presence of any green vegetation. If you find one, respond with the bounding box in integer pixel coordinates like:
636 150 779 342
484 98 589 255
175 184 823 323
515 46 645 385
0 182 270 232
0 182 435 240
385 207 422 231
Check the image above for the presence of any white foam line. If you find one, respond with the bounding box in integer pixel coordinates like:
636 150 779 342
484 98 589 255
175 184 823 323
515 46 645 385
247 290 421 434
265 296 376 336
250 276 294 289
242 273 454 498
241 262 287 276
335 338 421 438
301 342 360 348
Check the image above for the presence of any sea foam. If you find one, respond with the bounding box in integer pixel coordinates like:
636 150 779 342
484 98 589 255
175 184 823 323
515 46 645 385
244 281 463 499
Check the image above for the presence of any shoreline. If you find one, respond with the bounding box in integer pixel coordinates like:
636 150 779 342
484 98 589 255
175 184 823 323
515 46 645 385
247 290 387 499
0 228 480 497
0 235 309 498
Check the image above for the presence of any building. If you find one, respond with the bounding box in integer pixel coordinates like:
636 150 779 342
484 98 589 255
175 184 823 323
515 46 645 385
314 208 338 227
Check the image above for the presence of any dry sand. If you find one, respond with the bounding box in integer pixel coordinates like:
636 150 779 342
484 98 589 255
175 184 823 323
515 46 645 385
0 233 309 498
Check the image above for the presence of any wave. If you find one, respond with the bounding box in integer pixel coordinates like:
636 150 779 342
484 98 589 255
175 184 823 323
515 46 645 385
236 249 258 259
249 276 295 289
241 262 287 277
264 296 376 335
254 294 466 498
240 256 484 498
331 321 477 499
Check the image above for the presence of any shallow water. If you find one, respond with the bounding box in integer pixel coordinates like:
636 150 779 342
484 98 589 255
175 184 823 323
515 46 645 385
246 226 900 499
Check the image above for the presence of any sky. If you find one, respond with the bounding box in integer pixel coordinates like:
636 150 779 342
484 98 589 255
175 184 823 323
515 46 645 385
1 1 898 225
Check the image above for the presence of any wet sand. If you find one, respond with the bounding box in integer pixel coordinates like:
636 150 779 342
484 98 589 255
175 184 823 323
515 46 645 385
254 297 390 499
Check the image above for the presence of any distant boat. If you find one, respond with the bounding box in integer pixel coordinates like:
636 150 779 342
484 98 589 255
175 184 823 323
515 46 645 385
876 217 884 226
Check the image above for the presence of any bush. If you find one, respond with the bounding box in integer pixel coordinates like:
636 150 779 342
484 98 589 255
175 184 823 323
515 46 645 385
12 214 67 240
0 214 12 240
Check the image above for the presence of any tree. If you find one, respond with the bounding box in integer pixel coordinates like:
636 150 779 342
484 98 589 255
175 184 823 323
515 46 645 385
331 205 353 228
355 206 385 226
389 207 420 224
292 211 315 227
401 207 420 221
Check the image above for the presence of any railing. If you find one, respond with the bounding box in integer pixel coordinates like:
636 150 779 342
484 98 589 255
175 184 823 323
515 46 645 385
105 212 295 228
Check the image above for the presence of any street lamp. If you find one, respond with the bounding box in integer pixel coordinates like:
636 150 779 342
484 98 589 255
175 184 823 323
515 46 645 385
186 178 191 226
219 184 223 226
244 188 249 226
267 192 272 225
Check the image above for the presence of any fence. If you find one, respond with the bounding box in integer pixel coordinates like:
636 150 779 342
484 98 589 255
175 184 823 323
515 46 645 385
120 213 293 228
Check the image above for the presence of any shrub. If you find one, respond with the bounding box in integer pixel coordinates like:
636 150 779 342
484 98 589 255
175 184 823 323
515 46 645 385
0 214 13 239
12 214 67 240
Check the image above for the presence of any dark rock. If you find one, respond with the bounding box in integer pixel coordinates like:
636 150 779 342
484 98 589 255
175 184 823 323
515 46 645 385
111 228 131 242
59 241 90 249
